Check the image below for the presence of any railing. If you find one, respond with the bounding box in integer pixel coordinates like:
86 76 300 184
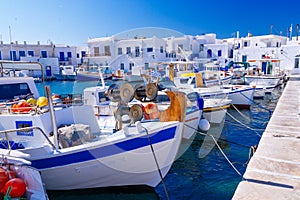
0 126 56 150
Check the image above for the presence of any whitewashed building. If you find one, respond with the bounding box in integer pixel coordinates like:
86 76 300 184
0 40 87 78
279 36 300 74
84 33 231 72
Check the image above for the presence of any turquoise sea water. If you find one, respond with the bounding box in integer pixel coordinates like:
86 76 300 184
35 80 282 200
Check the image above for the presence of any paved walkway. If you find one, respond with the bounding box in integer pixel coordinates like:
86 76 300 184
233 76 300 199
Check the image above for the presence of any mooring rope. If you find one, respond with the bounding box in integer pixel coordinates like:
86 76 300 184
141 125 170 200
230 103 251 121
184 123 253 149
184 123 257 179
225 121 266 132
239 90 273 114
210 134 244 178
225 110 262 137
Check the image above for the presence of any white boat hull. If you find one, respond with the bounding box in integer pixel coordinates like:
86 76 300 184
245 75 282 87
226 87 255 108
203 108 227 124
253 86 275 98
25 122 183 190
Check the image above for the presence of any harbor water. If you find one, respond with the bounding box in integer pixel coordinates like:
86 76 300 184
35 80 283 200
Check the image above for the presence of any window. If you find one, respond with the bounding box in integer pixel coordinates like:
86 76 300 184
67 52 72 58
147 47 153 52
242 55 247 62
0 51 1 60
135 47 140 57
244 42 248 47
28 51 34 57
120 63 125 70
104 46 111 56
145 63 149 69
229 49 233 58
207 49 212 58
199 44 204 52
218 50 222 57
59 52 65 61
118 48 122 55
19 51 26 57
295 55 300 69
294 58 299 69
41 51 47 58
94 47 100 56
129 63 134 70
0 83 31 101
81 51 86 57
98 92 110 103
10 51 17 61
160 46 164 53
126 47 131 54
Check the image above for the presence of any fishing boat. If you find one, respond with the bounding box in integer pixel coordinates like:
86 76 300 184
0 77 185 190
0 149 48 200
245 58 286 97
174 72 253 110
76 66 112 81
83 78 209 159
53 65 76 81
161 61 232 87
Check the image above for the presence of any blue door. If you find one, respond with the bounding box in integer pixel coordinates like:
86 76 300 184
46 66 52 77
262 62 267 74
59 52 65 61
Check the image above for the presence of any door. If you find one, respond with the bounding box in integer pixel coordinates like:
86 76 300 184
295 55 300 69
46 66 52 77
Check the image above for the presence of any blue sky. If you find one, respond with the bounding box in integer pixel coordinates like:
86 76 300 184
0 0 299 46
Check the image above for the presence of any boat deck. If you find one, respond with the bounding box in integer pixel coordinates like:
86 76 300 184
233 75 300 199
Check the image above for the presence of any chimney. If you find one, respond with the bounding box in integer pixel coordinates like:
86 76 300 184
24 41 26 45
0 41 3 45
37 41 40 45
15 41 18 45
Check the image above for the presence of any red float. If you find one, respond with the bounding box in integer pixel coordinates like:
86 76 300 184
2 178 26 197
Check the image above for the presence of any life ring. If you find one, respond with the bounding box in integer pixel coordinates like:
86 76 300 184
11 101 32 113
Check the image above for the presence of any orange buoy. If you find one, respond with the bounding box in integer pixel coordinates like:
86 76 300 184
2 178 26 198
0 167 15 190
11 101 32 113
0 168 9 190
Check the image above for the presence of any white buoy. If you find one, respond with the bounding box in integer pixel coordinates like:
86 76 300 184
135 121 144 133
198 118 210 132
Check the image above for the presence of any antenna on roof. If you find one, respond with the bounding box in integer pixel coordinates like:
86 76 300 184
270 24 273 34
9 26 13 61
296 24 299 41
289 24 293 40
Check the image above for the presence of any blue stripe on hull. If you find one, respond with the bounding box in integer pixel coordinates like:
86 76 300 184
31 126 177 169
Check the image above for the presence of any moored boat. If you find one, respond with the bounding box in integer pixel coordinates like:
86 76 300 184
0 77 185 190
